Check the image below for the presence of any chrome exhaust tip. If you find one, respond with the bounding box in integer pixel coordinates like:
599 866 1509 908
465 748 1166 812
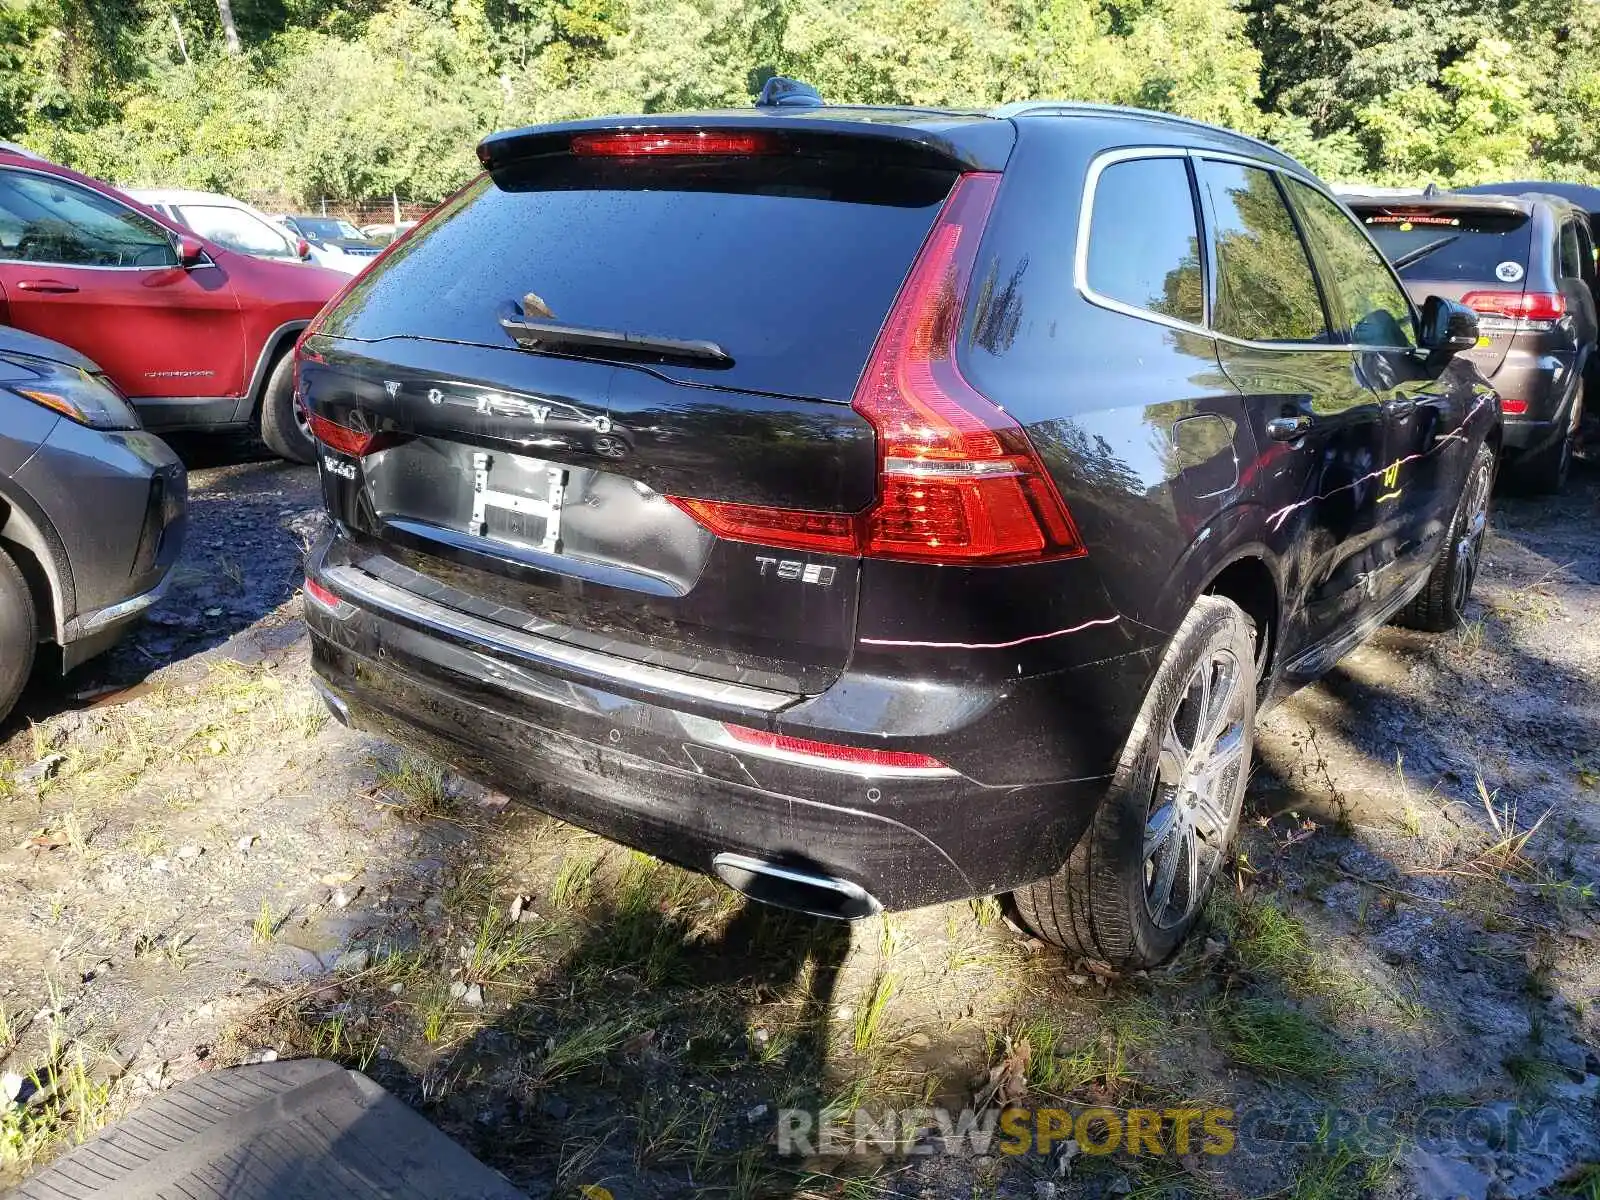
310 678 351 727
712 852 882 921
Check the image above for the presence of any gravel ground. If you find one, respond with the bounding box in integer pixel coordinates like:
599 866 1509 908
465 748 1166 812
0 447 1596 1199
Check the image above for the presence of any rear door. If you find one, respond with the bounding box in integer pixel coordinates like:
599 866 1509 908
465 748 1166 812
303 136 967 694
1195 158 1391 666
0 167 246 400
1284 178 1464 593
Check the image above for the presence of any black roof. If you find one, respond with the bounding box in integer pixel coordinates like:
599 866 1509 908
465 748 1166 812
477 100 1312 180
1454 180 1600 214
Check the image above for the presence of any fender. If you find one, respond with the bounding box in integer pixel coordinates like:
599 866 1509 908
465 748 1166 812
0 478 74 642
244 319 310 407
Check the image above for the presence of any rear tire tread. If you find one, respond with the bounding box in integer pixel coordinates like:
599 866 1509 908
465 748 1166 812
0 545 36 724
1013 594 1253 968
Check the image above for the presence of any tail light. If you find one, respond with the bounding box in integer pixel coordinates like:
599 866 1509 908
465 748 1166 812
1501 399 1529 415
303 578 343 610
308 411 391 457
1462 290 1565 330
570 131 779 157
721 722 951 774
668 173 1085 566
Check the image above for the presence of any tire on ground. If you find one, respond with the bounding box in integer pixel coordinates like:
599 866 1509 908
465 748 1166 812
1012 594 1256 968
259 351 315 465
1394 439 1495 633
1508 386 1580 495
0 545 37 724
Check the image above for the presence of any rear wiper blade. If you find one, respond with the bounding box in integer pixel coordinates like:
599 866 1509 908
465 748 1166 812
1392 234 1459 270
501 316 732 367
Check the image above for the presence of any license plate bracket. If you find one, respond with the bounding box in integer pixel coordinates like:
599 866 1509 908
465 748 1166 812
471 451 568 554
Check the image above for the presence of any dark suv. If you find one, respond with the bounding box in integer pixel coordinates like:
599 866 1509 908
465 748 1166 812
299 99 1497 967
1346 191 1597 491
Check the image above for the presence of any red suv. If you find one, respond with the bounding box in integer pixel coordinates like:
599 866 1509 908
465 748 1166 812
0 146 345 462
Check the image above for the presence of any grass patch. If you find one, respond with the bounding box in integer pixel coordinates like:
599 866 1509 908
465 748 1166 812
852 972 899 1056
0 1015 115 1174
372 754 454 821
551 851 600 910
251 900 285 946
1209 998 1349 1080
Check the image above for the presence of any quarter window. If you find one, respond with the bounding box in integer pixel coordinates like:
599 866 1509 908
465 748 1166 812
1285 179 1415 347
1085 157 1204 326
1196 160 1329 343
1559 221 1583 280
0 170 177 268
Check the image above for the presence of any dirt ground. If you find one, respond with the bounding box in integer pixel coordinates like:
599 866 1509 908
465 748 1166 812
1 446 1597 1200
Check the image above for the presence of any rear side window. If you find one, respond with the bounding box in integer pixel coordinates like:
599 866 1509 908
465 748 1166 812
1357 206 1533 283
321 159 955 402
1196 160 1329 343
1285 180 1414 348
1559 221 1583 279
1085 157 1203 326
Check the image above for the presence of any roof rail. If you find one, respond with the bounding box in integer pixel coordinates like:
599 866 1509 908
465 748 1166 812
989 101 1298 167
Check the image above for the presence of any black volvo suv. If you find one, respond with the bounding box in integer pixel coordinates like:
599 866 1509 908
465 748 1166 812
298 97 1498 968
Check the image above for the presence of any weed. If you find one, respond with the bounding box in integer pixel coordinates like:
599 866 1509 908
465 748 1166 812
1503 1050 1564 1092
853 972 899 1056
251 900 284 946
1456 618 1486 653
552 852 599 910
372 754 454 821
0 1004 13 1051
460 906 545 989
539 1018 630 1083
1209 998 1349 1079
969 895 1002 928
1560 1163 1600 1200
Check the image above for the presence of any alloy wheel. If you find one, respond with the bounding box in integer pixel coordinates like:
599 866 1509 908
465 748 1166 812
1452 458 1492 615
1143 647 1250 930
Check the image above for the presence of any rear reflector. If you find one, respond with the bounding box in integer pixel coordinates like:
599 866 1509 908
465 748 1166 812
570 131 778 157
309 412 387 457
1502 399 1530 415
1462 290 1565 321
303 577 343 610
668 172 1085 566
722 723 950 772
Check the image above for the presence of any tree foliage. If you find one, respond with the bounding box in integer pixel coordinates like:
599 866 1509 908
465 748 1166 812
0 0 1596 205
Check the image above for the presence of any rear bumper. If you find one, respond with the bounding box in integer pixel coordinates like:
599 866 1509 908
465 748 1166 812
1491 352 1579 453
305 534 1123 913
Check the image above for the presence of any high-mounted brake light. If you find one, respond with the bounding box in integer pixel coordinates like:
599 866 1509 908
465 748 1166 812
570 131 778 157
667 173 1085 566
1461 290 1565 322
309 411 389 457
722 723 951 773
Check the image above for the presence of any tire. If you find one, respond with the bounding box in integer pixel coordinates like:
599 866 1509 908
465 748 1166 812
259 351 315 465
1393 440 1494 633
0 545 37 724
1013 594 1256 968
1510 385 1580 494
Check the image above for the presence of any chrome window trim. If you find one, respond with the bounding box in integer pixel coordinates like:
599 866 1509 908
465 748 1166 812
317 563 797 714
1074 145 1414 355
0 164 192 272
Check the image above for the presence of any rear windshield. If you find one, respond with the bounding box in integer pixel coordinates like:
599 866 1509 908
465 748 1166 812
319 158 954 401
1355 207 1533 282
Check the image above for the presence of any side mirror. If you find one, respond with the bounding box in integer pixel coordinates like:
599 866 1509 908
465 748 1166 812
1419 295 1479 357
175 234 207 268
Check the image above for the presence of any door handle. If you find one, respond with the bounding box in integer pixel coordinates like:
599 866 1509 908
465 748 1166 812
15 279 78 294
1266 415 1314 441
1382 395 1417 419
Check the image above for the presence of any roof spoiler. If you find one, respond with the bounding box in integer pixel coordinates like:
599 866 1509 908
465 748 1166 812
475 114 1011 176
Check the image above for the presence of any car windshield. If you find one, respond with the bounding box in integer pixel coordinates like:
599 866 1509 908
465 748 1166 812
177 203 297 259
1355 206 1534 282
298 217 362 240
